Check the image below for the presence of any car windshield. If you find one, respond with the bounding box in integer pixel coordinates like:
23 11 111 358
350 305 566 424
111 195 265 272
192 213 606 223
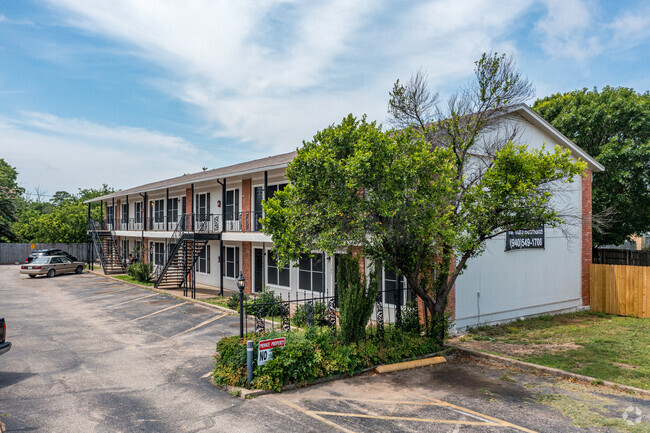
31 257 50 264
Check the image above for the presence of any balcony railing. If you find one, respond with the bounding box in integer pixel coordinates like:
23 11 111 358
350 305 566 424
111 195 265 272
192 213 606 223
95 211 264 233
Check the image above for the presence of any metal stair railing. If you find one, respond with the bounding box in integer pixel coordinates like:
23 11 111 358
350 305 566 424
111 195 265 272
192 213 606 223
154 217 188 287
89 220 108 274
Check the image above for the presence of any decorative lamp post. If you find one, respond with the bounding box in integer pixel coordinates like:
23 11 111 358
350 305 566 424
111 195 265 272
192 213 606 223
237 272 245 338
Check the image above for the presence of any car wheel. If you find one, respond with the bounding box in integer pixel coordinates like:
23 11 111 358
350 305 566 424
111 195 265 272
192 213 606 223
28 274 36 278
47 269 55 278
75 265 83 274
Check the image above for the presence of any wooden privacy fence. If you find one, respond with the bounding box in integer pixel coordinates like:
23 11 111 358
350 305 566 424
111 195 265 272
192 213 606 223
590 264 649 318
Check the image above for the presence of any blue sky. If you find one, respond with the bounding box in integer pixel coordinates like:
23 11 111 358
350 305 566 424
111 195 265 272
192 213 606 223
0 0 648 195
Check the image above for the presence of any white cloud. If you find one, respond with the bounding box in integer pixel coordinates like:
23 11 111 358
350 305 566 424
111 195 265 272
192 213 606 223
0 112 210 193
44 0 534 153
535 0 601 60
609 8 650 48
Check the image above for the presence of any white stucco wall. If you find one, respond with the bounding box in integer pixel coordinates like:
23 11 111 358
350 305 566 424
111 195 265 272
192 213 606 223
453 115 585 330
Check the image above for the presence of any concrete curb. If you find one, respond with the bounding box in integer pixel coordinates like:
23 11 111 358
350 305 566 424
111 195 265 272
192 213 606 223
375 356 446 373
218 347 456 399
453 346 650 397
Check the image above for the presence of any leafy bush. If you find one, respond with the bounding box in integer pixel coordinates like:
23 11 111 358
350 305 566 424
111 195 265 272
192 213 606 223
213 327 443 392
226 292 251 311
400 300 420 334
291 301 327 327
250 289 284 317
127 262 153 283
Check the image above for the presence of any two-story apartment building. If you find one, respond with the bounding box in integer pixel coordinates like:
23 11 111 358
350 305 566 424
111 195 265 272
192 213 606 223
85 104 603 331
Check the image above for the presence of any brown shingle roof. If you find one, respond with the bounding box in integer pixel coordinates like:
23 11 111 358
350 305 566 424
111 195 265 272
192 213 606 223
85 150 297 203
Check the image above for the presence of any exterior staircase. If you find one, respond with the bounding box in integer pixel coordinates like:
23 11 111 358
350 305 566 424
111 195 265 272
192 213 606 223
89 221 125 274
154 236 207 289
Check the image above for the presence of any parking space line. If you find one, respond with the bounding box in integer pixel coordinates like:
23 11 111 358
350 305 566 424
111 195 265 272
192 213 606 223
280 400 356 433
84 286 137 296
106 293 157 308
310 411 496 426
423 396 538 432
308 397 494 423
129 302 189 322
167 313 228 339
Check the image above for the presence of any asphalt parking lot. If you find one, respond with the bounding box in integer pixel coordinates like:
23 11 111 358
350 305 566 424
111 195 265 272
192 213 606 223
0 265 648 432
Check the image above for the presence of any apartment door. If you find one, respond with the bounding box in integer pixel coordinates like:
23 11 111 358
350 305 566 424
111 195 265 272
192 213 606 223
253 248 263 293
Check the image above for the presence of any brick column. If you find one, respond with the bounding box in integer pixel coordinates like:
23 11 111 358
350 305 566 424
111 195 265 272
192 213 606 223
581 170 593 306
116 199 121 228
185 188 192 228
242 178 252 232
242 241 252 294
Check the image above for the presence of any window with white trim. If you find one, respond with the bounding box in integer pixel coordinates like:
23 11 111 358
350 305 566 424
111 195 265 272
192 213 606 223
135 202 143 223
267 250 290 288
153 199 164 223
224 246 240 278
198 245 210 274
298 253 324 292
154 242 165 266
168 197 179 223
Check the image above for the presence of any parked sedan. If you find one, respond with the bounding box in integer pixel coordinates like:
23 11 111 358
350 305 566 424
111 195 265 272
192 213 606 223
20 255 85 278
25 248 78 264
0 317 10 356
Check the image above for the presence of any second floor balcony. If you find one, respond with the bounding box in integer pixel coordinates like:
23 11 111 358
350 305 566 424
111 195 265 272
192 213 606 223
94 211 264 234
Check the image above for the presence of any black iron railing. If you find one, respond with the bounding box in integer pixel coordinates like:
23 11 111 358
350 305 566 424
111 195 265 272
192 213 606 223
240 286 419 338
97 212 266 233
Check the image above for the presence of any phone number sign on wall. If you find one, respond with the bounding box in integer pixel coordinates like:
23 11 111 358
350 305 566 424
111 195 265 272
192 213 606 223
505 227 545 251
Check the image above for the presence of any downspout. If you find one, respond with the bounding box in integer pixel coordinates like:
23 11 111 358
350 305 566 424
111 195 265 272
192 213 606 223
217 178 225 296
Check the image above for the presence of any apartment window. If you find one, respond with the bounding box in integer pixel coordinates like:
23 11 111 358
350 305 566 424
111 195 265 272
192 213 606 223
225 189 239 221
195 193 210 221
266 183 287 200
167 197 179 223
134 202 143 223
224 246 240 278
121 203 128 227
197 245 210 274
154 242 165 266
299 253 324 292
267 251 290 288
153 199 164 223
122 239 129 257
106 206 115 224
383 267 413 305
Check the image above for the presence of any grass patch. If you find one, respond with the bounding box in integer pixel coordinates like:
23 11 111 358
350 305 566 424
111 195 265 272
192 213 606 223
464 311 650 389
202 297 231 309
112 274 154 287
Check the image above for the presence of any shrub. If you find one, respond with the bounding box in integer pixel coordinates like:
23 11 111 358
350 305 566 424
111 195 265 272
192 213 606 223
291 301 327 327
400 300 420 334
127 262 153 283
213 327 444 392
251 289 284 317
226 292 251 311
337 253 378 343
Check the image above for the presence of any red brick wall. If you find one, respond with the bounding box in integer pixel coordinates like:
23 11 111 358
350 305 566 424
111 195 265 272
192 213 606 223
242 241 252 294
581 170 593 306
242 179 251 232
185 188 192 228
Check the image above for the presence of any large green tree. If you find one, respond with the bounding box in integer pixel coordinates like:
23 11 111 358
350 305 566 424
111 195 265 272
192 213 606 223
14 184 116 243
533 87 650 245
0 159 24 242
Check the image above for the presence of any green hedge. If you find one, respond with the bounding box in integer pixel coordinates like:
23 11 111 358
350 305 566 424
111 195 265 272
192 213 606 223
213 327 442 391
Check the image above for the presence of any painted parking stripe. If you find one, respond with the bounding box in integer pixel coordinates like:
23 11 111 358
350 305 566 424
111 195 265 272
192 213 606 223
129 302 189 322
167 313 228 339
106 293 157 308
308 397 494 423
311 411 497 426
84 286 137 296
280 400 356 433
423 396 538 432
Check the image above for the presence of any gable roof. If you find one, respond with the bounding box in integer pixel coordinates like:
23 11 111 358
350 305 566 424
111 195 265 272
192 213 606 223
85 150 297 203
506 104 604 172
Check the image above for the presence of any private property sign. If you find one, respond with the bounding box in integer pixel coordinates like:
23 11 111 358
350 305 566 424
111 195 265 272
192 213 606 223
257 337 285 365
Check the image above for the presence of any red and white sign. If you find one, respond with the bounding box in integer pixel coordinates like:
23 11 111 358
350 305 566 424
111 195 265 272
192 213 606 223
258 337 285 365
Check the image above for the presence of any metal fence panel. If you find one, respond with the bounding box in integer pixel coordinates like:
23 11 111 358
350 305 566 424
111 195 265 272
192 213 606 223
0 243 88 264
